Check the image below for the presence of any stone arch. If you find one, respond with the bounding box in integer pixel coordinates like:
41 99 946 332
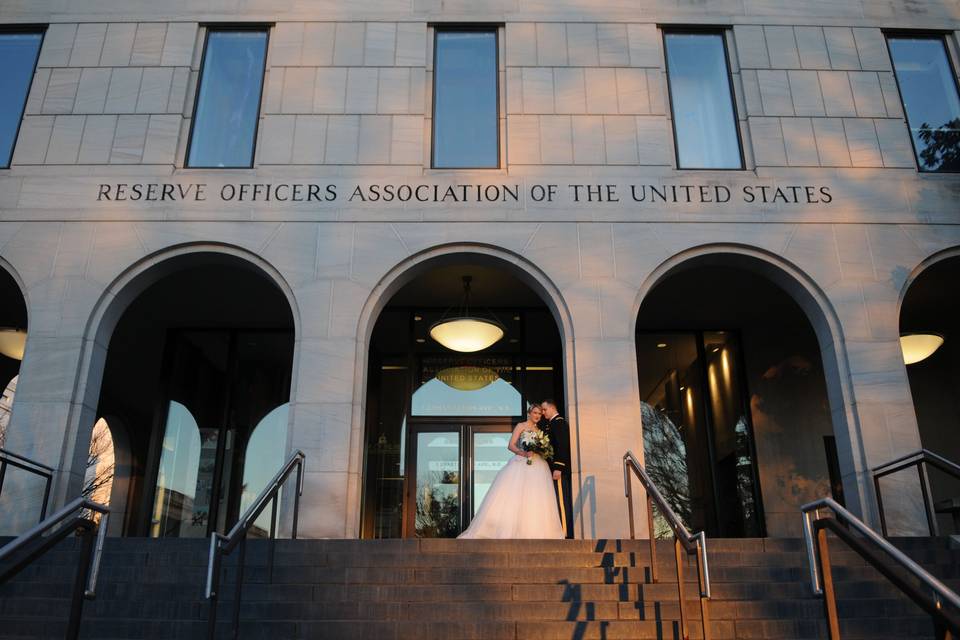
631 243 870 521
58 242 302 510
896 246 960 317
346 242 578 536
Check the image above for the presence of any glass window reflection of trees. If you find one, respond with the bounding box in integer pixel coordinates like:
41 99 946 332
888 36 960 172
638 331 762 538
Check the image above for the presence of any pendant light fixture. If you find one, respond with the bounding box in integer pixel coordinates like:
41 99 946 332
900 333 944 365
0 328 27 361
429 276 505 353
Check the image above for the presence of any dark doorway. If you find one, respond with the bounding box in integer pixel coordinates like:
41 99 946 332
636 262 836 537
94 257 294 537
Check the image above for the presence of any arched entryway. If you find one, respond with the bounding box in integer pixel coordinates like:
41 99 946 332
900 251 960 534
84 251 296 537
0 263 27 449
359 251 569 538
635 249 853 537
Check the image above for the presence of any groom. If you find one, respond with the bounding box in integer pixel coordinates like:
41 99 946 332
540 399 574 538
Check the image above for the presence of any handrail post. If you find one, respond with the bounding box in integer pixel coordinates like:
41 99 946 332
815 524 840 640
205 533 221 640
697 536 712 640
625 469 635 540
231 533 247 640
66 521 96 640
646 495 658 584
292 460 303 540
39 476 51 522
874 473 889 538
919 460 939 536
268 495 278 582
675 537 689 640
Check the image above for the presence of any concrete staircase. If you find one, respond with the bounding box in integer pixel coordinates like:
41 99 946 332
0 536 957 639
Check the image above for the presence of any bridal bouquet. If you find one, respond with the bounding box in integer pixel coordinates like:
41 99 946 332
518 430 554 465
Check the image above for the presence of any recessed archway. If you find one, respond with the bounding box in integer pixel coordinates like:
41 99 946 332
73 247 298 537
634 246 863 536
899 250 960 534
354 246 575 539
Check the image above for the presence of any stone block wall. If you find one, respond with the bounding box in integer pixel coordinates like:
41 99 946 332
15 22 196 166
0 0 958 539
11 19 952 172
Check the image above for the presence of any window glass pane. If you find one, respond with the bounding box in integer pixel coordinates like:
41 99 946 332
433 31 498 168
188 30 268 168
240 403 288 537
888 37 960 172
0 32 43 168
151 401 208 538
665 33 742 169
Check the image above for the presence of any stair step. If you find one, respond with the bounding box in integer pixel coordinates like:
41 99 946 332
0 536 956 639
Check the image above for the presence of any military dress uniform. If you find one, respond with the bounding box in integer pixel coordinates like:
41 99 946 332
540 413 574 538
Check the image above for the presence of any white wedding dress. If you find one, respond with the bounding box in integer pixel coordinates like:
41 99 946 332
458 430 565 539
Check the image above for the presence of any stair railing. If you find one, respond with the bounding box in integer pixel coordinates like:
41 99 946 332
205 449 305 640
0 448 54 523
623 451 711 640
802 496 960 639
0 496 109 640
872 448 960 537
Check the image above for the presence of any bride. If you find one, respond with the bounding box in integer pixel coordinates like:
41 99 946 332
459 403 565 539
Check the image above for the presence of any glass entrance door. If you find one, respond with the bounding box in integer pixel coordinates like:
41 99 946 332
406 423 513 537
411 429 461 537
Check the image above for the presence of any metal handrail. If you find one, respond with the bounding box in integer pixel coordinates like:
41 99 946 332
802 496 960 639
0 447 54 523
623 451 711 640
205 450 305 640
872 448 960 537
0 496 110 640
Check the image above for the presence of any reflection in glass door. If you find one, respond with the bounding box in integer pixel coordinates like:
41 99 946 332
636 330 763 538
412 430 461 538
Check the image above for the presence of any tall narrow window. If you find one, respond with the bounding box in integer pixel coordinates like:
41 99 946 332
887 35 960 172
432 29 498 168
664 31 743 169
0 30 43 168
187 28 268 168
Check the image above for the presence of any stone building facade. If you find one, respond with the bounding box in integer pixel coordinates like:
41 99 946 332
0 0 958 541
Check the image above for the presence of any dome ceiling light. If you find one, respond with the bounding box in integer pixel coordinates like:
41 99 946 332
0 328 27 361
900 333 944 365
429 276 505 353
